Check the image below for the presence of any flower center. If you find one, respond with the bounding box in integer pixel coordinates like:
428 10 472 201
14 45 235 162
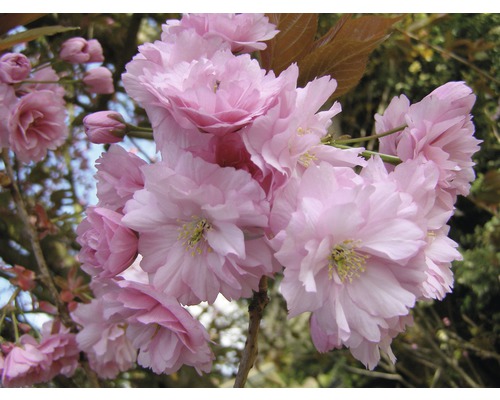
298 151 318 168
213 79 221 93
178 217 212 256
328 240 369 283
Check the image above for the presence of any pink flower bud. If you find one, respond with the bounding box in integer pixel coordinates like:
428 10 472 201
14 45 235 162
83 67 114 94
87 39 105 63
59 37 91 63
83 111 126 144
0 53 31 83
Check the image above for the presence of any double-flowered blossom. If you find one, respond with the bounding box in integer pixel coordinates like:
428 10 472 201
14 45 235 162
376 81 481 201
126 48 295 137
0 83 17 148
75 277 214 376
8 90 68 163
242 73 365 197
271 161 427 369
1 320 79 387
72 297 137 379
94 144 147 212
122 148 276 305
76 206 138 279
0 53 31 84
70 13 482 378
162 13 279 53
0 54 70 163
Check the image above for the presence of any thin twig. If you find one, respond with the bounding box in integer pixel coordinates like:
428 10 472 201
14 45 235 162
332 124 407 145
2 149 74 330
2 149 101 387
234 276 269 388
344 365 411 387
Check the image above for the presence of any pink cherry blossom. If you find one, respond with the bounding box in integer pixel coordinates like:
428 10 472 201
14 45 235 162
421 225 461 300
361 156 462 300
0 53 31 83
87 39 105 63
1 336 47 387
83 66 114 94
1 320 78 387
125 47 295 136
271 161 427 369
93 278 215 375
76 206 138 278
310 311 414 370
17 66 66 99
83 111 127 144
72 298 137 379
242 73 365 198
8 90 68 163
36 320 79 381
0 83 17 148
163 13 279 53
95 144 147 212
377 81 481 199
59 37 104 63
122 30 228 117
122 149 276 305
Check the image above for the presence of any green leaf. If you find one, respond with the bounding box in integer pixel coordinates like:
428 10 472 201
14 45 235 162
297 15 403 99
0 25 79 51
260 13 318 74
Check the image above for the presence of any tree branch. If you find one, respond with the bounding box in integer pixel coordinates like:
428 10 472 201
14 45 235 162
234 276 270 388
2 150 75 329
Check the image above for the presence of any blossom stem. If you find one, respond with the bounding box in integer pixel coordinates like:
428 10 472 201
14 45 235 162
332 144 402 165
125 124 154 140
31 60 64 73
332 124 407 145
126 130 154 140
20 79 78 85
126 124 153 133
234 276 269 388
11 311 20 342
0 287 21 334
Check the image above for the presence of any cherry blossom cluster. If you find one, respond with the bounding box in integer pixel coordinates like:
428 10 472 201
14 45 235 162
0 37 113 163
0 36 114 386
76 13 481 376
1 13 482 386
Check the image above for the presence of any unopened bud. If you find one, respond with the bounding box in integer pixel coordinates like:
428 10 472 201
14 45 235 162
83 111 126 144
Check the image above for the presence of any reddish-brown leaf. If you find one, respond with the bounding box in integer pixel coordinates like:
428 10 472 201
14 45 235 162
297 15 403 99
260 13 318 74
0 13 47 37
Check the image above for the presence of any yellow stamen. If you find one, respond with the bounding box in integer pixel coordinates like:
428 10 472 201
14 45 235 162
178 217 212 256
298 151 318 168
296 127 312 136
328 240 369 283
213 80 221 93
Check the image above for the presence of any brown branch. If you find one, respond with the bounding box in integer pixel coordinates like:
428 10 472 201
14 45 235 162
233 276 270 388
2 149 75 329
2 149 101 387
